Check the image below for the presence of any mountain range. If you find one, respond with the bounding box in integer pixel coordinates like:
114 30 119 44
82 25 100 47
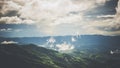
0 43 120 68
0 35 120 68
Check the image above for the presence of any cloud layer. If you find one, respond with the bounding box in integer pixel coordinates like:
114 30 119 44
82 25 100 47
56 42 74 52
0 0 120 36
1 41 18 44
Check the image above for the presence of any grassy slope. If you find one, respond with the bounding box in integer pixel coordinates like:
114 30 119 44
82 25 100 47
0 44 120 68
0 44 87 68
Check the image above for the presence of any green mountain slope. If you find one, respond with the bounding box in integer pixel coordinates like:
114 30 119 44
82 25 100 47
0 44 120 68
0 44 87 68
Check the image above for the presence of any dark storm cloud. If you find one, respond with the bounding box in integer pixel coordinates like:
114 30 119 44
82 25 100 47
84 0 119 20
2 10 18 17
0 0 19 18
97 23 120 32
0 0 5 17
95 0 120 33
0 0 4 9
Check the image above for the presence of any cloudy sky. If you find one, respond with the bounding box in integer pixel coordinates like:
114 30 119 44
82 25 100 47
0 0 120 37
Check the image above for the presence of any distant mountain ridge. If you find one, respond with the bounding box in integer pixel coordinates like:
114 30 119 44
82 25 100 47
0 35 120 46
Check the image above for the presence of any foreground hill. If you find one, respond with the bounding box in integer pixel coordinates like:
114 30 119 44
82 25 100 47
0 44 87 68
0 44 120 68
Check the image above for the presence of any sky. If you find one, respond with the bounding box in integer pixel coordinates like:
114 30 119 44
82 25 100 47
0 0 120 37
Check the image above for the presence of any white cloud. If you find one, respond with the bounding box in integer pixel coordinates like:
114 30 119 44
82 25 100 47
47 37 56 44
1 41 18 44
0 16 35 24
45 38 74 52
71 37 76 42
56 42 74 52
1 0 108 24
0 28 12 32
1 0 21 15
115 0 120 23
1 0 120 36
96 0 109 4
96 15 115 18
0 28 22 32
18 0 108 23
0 16 22 24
